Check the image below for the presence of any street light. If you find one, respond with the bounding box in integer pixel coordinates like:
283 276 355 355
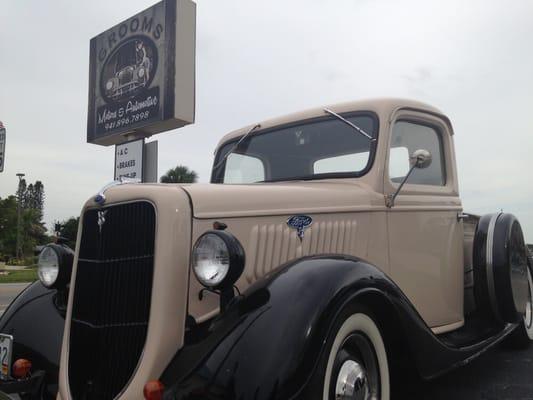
16 173 25 259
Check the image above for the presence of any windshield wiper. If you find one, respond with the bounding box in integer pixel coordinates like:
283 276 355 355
324 108 375 141
213 123 261 170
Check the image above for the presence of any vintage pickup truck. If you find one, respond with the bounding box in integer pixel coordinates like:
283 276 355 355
1 98 532 400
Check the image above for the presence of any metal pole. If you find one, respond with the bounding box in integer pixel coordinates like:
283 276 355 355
16 173 25 259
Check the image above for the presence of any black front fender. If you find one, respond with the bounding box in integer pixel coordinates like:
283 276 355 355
162 255 404 400
0 282 65 399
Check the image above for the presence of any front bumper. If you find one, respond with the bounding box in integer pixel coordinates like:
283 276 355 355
0 371 45 399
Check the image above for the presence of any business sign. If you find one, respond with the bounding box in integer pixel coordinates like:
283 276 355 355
114 139 144 180
88 0 196 146
0 122 5 173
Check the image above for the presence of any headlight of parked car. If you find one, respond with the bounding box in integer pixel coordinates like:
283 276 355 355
137 67 145 78
38 244 73 289
105 78 115 91
192 231 245 290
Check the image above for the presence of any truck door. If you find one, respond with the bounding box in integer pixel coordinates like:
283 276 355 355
385 112 464 330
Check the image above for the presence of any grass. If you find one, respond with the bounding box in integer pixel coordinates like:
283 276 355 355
0 268 38 283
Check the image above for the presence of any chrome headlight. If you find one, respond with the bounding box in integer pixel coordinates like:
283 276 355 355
192 231 245 290
38 246 59 287
137 67 145 78
38 244 73 289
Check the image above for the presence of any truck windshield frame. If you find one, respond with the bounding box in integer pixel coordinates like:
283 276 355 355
211 111 379 184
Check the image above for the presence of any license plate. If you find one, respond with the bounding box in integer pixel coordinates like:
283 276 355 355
0 334 13 379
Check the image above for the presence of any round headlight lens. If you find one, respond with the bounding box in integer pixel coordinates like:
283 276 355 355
192 233 230 287
105 79 114 90
38 246 59 288
138 67 145 78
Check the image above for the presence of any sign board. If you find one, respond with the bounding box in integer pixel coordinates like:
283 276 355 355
0 123 5 173
114 139 144 180
87 0 196 146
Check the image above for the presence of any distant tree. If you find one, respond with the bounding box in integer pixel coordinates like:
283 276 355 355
26 183 34 207
56 217 79 249
160 165 198 183
16 178 27 208
0 196 18 258
2 179 49 259
22 208 47 254
28 181 45 219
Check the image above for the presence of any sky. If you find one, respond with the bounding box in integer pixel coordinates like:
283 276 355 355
1 0 533 240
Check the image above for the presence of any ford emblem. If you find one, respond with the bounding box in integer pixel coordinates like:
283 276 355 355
287 215 313 241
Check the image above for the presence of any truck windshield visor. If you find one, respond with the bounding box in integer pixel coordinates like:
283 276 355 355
211 112 378 184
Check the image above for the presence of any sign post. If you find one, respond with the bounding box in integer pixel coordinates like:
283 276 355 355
143 141 158 183
0 122 5 173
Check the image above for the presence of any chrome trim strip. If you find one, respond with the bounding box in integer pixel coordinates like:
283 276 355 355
71 318 148 330
94 177 141 206
486 213 502 321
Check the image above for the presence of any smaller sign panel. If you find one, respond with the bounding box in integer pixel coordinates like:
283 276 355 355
114 139 144 181
0 125 5 173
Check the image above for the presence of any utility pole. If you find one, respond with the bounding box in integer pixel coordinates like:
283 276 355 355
16 172 25 259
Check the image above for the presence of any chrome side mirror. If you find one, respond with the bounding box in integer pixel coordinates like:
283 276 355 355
410 149 432 169
386 149 432 208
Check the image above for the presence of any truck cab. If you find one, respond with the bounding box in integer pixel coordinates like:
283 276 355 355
198 98 465 332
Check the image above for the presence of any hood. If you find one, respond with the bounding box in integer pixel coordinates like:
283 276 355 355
181 181 383 219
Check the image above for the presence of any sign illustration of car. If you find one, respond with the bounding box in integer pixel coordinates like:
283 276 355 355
104 40 152 101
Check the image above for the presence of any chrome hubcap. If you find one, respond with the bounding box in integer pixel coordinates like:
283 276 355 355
331 332 379 400
335 360 368 400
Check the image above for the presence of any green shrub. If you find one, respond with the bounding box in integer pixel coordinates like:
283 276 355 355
23 255 37 266
0 268 38 283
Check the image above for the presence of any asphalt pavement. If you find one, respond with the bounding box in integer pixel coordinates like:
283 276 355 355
0 283 532 398
0 283 29 316
399 342 533 399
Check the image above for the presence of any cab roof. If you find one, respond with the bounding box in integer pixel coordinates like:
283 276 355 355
215 98 450 151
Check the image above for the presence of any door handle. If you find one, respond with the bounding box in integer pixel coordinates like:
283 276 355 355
457 213 469 221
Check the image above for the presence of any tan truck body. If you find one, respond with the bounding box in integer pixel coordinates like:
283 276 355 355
59 98 479 399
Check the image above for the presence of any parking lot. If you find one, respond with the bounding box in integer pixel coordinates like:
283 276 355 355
401 343 533 399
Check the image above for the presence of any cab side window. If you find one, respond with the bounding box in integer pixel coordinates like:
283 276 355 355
389 121 446 186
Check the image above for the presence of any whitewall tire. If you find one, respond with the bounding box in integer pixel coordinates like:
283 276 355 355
506 266 533 348
322 312 390 400
523 267 533 340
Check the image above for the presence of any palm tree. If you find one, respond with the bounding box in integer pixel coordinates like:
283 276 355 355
160 165 198 183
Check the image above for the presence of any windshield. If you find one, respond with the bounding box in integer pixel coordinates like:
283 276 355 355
211 113 378 183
